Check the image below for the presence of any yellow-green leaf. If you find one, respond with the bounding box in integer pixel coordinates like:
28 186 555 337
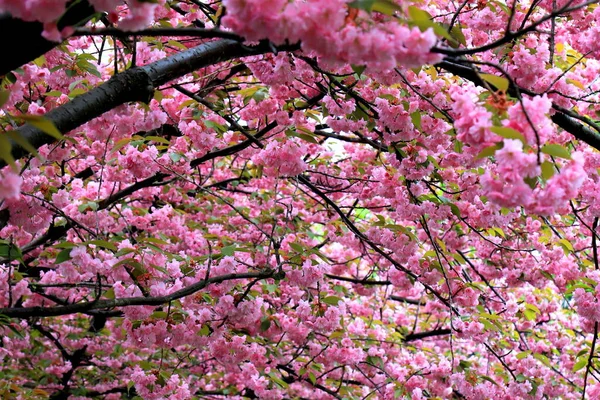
112 137 134 153
0 135 16 170
86 240 118 251
573 357 588 372
490 126 526 144
348 0 402 15
18 115 63 140
408 5 432 22
480 73 509 92
541 144 571 159
450 25 467 46
475 143 501 159
371 0 402 14
0 90 10 109
533 353 551 367
322 296 342 306
566 78 585 90
408 6 454 42
6 131 40 159
540 161 555 180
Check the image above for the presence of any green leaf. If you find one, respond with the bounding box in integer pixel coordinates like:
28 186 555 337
296 133 319 144
566 78 585 90
490 126 526 144
0 241 23 261
0 135 16 170
558 238 574 254
450 25 467 46
516 350 531 360
6 131 40 159
354 207 371 220
475 143 501 159
54 242 77 249
112 137 134 154
449 203 461 218
169 153 182 163
260 316 271 332
268 372 289 389
0 90 10 109
17 115 63 140
541 144 571 159
523 308 537 321
197 324 211 336
479 375 500 386
371 0 402 15
411 111 422 130
480 73 509 92
533 353 551 367
139 237 169 246
540 161 555 180
407 6 432 22
289 242 304 253
351 64 366 77
78 201 99 213
55 248 72 264
167 39 188 50
348 0 402 15
524 176 537 189
145 136 170 145
573 357 588 372
204 120 227 133
408 6 454 42
322 296 342 306
221 245 236 256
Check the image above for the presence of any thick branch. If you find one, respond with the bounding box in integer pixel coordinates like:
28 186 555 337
0 1 96 76
0 271 272 318
403 328 451 342
3 39 299 167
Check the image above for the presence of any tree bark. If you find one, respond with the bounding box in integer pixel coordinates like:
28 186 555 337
2 39 298 168
0 1 96 76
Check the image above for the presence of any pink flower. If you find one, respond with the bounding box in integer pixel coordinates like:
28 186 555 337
0 171 22 201
252 139 308 177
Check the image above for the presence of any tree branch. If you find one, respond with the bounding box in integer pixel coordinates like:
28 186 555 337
0 1 97 76
437 58 600 151
3 39 299 167
403 328 451 342
0 271 273 318
72 27 243 40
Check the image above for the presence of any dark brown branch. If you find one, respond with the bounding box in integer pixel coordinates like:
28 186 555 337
433 0 596 57
403 328 451 342
299 175 459 315
3 39 299 167
582 322 598 399
389 295 426 306
0 271 273 318
0 1 97 76
325 274 391 285
437 58 600 152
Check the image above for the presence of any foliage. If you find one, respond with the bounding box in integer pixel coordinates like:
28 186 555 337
1 0 600 399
